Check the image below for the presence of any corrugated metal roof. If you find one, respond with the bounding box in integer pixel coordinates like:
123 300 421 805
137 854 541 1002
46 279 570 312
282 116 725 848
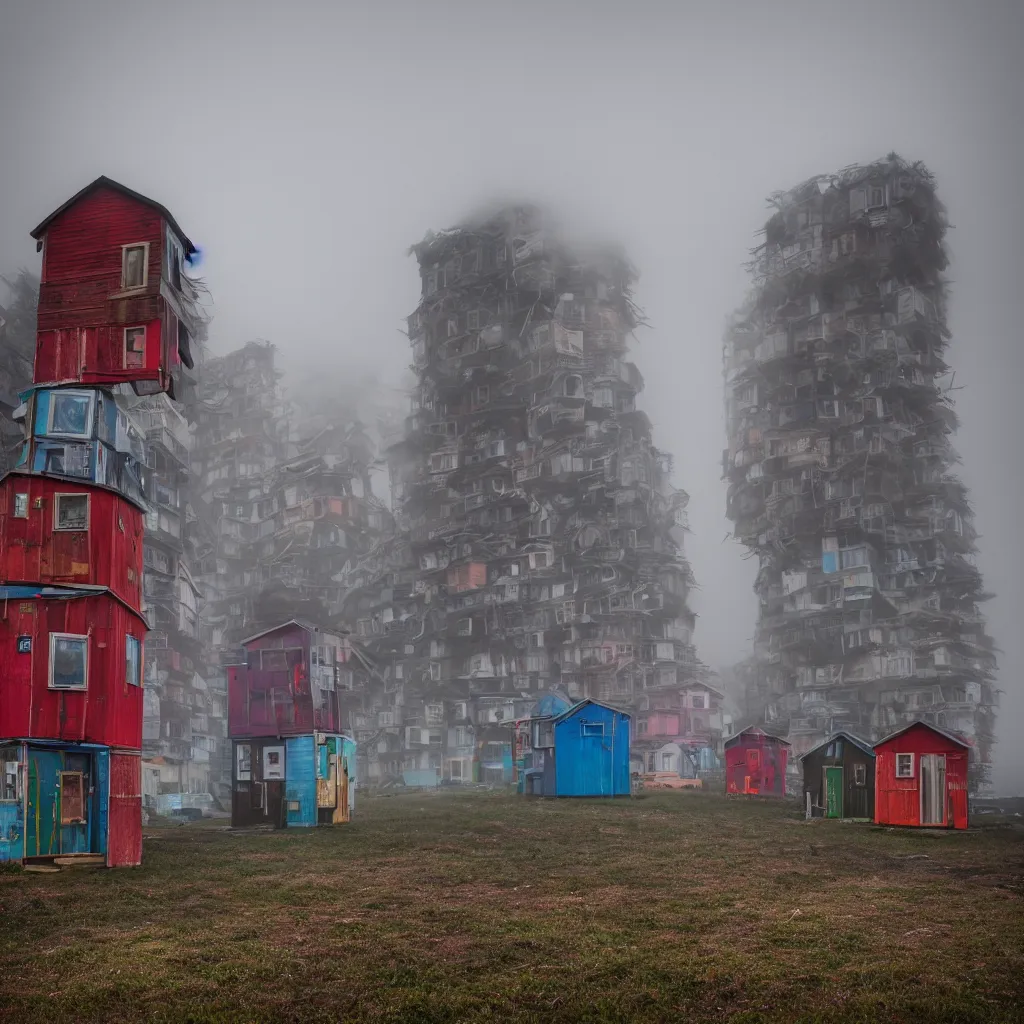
874 720 970 750
799 731 876 760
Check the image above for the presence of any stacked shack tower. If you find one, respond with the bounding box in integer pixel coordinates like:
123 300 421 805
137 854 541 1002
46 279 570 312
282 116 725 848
724 156 997 789
363 204 708 786
0 177 198 865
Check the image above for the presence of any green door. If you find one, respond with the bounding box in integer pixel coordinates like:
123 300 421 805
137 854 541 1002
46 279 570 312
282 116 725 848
825 766 843 818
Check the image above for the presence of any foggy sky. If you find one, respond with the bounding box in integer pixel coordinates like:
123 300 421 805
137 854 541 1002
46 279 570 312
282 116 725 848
2 0 1022 792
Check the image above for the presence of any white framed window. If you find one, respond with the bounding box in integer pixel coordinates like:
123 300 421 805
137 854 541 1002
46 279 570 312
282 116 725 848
13 492 28 518
54 493 89 531
49 633 88 690
895 753 914 778
121 243 149 290
48 390 94 437
854 763 867 786
125 635 142 687
236 743 252 781
124 327 146 369
581 722 605 738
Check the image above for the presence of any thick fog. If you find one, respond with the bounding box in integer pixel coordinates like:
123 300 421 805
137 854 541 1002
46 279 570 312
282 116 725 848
1 0 1021 792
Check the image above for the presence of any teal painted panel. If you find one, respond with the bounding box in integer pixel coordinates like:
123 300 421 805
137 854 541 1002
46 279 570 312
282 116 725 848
94 749 109 858
338 736 357 811
0 743 25 863
285 736 317 827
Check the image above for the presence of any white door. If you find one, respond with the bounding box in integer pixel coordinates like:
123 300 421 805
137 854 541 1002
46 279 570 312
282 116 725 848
920 753 946 825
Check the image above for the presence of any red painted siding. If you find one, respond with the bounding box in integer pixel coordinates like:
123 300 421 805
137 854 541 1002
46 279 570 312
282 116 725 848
33 185 180 390
725 729 789 797
107 751 142 867
0 474 144 611
874 722 969 829
0 594 145 748
228 624 345 738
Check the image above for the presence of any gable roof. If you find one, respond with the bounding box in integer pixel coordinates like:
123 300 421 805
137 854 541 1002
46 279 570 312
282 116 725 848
30 176 196 256
799 731 875 761
551 698 631 723
240 618 347 646
723 725 792 749
873 720 970 750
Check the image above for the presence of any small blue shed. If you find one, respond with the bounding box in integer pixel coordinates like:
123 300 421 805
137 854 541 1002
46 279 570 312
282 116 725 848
521 699 631 798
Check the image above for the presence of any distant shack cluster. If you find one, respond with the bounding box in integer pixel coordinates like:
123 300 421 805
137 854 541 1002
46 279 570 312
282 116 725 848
723 156 995 790
0 156 998 866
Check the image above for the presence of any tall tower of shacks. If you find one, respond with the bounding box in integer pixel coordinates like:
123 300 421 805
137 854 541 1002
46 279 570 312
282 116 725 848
724 156 997 789
350 204 717 787
0 176 199 865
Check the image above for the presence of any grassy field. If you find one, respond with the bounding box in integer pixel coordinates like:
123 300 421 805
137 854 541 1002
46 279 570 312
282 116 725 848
0 791 1022 1023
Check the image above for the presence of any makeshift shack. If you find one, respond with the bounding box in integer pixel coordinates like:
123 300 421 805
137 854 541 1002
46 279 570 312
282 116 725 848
873 721 969 830
520 699 630 798
800 731 875 819
724 727 790 797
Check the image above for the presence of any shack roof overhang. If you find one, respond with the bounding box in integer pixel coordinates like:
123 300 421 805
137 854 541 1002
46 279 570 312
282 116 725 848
29 175 197 257
799 731 876 761
723 726 792 749
0 583 150 627
551 698 632 723
240 618 349 646
873 720 970 750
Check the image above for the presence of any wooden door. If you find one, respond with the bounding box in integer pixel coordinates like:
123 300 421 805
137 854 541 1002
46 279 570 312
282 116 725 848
920 754 946 825
825 766 843 818
745 749 761 794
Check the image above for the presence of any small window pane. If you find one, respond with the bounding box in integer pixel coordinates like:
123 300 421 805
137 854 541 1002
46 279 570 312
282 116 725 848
124 327 146 368
1 748 20 801
123 246 146 288
55 494 88 531
60 772 86 824
236 744 252 780
13 493 28 518
50 393 92 436
126 635 141 687
51 634 88 689
896 753 914 778
582 722 604 737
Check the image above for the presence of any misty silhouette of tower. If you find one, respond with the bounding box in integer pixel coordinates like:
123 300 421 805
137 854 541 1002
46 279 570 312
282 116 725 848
361 203 720 786
723 155 997 790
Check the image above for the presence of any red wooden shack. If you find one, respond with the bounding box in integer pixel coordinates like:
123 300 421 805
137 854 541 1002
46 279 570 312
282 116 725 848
873 721 969 830
228 620 354 739
724 726 790 797
0 472 144 610
29 176 197 396
0 586 147 749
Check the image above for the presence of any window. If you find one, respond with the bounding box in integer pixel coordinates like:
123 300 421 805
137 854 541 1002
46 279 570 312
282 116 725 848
59 772 86 824
121 244 148 289
13 492 28 518
124 327 146 368
50 633 88 690
48 390 94 437
125 635 142 687
582 722 605 738
54 494 89 531
0 747 21 801
854 763 867 786
895 753 914 778
691 693 706 710
236 744 252 781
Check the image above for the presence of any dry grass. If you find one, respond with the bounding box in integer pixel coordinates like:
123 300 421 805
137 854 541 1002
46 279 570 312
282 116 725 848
1 790 1022 1022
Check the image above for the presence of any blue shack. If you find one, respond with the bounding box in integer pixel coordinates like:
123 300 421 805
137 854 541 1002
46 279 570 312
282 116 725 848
518 699 631 798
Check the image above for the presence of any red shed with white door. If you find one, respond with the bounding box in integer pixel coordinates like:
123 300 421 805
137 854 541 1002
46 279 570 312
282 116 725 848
873 721 969 830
